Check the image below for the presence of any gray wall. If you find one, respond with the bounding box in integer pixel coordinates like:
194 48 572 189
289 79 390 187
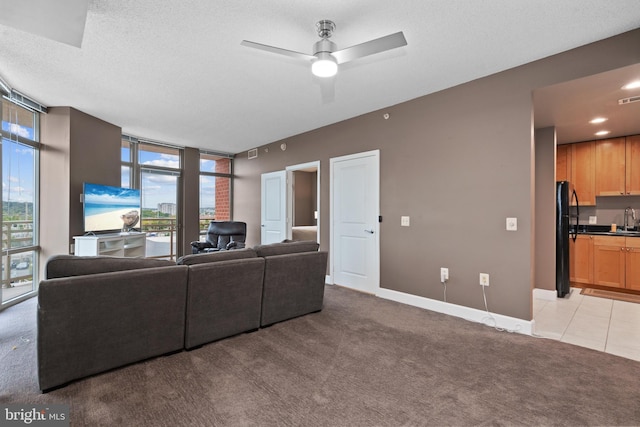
40 110 202 274
234 28 640 321
293 170 316 226
40 107 122 278
573 194 640 228
535 127 557 292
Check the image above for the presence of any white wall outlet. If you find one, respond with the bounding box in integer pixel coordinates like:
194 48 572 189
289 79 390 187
440 267 449 282
506 217 517 231
589 216 597 224
401 216 410 227
479 273 490 286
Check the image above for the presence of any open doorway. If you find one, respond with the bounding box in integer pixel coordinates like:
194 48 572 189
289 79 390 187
286 161 320 243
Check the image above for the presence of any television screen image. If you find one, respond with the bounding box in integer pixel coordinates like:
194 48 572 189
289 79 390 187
83 183 141 233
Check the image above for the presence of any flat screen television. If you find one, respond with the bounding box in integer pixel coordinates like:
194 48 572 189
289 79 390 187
83 183 142 234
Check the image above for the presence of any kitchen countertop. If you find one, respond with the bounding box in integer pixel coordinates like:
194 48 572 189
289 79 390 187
573 225 640 237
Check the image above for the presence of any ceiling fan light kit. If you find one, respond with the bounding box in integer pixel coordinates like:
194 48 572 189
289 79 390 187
312 52 338 77
241 19 407 78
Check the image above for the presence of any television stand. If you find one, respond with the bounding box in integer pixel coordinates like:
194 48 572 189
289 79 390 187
73 232 146 258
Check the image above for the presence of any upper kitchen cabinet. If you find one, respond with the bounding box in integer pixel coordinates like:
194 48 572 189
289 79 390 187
595 137 625 196
556 144 571 182
571 141 596 205
596 136 640 196
626 134 640 195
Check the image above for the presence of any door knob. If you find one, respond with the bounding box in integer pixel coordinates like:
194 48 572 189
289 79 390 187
364 229 374 234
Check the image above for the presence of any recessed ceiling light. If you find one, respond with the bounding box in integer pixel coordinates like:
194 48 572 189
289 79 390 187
622 80 640 90
589 117 607 124
595 130 610 136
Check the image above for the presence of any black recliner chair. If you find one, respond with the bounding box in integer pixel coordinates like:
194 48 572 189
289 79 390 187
190 221 247 254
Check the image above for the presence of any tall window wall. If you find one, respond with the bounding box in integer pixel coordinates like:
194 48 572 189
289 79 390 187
199 152 233 233
122 137 182 259
1 98 40 308
122 140 235 257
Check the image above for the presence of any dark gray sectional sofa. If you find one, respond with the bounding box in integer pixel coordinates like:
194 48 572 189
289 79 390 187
178 248 265 350
37 241 327 392
254 241 328 327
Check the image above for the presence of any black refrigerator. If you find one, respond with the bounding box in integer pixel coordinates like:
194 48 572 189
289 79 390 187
556 181 578 298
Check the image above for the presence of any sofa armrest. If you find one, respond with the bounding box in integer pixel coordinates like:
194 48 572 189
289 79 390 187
226 241 246 250
191 241 214 253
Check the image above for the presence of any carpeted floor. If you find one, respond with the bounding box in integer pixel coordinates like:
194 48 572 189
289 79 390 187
1 285 640 426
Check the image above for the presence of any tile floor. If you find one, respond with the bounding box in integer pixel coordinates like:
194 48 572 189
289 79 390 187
533 287 640 362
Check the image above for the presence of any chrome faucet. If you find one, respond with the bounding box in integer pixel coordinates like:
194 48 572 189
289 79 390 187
624 207 636 231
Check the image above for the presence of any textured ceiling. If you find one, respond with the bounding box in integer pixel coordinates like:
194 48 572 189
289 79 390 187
1 0 639 154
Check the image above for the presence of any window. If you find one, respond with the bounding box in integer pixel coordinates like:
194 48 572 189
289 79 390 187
1 98 40 308
199 153 232 233
120 139 234 256
121 137 182 260
121 138 133 188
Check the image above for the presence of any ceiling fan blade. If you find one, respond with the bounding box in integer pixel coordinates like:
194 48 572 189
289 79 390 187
315 75 335 104
331 31 407 65
240 40 315 62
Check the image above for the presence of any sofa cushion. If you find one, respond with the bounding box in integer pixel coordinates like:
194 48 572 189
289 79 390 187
254 240 319 257
176 248 257 265
45 255 175 279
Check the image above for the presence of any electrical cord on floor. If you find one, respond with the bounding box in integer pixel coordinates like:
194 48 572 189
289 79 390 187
480 284 521 334
442 281 447 302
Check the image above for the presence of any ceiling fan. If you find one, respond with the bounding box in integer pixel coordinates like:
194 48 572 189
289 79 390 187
241 20 407 78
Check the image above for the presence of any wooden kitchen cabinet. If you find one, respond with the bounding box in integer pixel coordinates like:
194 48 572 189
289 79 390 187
592 235 640 290
626 134 640 195
571 141 595 205
556 144 572 182
595 135 640 196
593 235 626 288
569 234 593 284
595 137 626 196
625 237 640 290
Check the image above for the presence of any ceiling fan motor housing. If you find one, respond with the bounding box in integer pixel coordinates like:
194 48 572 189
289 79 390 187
314 38 337 55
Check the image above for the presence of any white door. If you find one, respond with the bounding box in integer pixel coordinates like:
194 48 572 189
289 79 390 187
261 170 287 244
331 150 380 294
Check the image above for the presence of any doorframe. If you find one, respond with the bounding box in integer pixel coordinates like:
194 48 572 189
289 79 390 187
329 149 380 291
286 161 320 243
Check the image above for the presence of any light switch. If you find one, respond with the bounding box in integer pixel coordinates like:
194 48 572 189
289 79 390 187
401 216 410 227
506 217 517 231
589 216 597 224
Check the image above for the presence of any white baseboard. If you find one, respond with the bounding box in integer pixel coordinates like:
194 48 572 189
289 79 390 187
325 275 332 285
376 287 534 336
